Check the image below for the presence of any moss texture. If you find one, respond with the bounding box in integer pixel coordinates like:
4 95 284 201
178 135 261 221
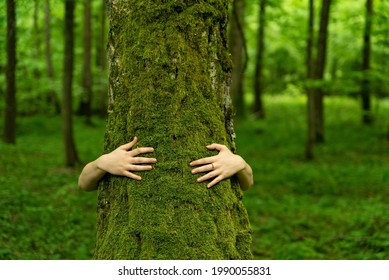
94 0 252 259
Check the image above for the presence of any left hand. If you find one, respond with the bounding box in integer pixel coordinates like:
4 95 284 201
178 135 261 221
189 144 246 188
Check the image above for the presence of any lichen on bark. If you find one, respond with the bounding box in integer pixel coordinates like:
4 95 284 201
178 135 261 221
95 0 252 260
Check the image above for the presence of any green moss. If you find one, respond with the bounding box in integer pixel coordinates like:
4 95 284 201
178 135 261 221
95 0 252 260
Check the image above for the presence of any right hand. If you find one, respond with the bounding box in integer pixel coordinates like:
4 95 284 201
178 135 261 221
96 136 157 180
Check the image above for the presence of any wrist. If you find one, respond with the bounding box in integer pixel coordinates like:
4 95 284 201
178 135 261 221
95 154 108 173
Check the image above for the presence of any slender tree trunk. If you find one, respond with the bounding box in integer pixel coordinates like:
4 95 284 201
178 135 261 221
305 0 315 159
62 0 79 166
253 0 266 118
78 0 93 124
313 0 331 143
4 0 16 144
361 0 373 124
229 0 247 117
33 0 41 59
95 0 252 260
44 0 60 114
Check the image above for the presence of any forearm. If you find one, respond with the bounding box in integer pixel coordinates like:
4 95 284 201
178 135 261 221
236 159 253 191
78 158 107 192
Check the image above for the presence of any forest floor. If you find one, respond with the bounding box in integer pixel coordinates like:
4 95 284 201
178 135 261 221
1 95 388 259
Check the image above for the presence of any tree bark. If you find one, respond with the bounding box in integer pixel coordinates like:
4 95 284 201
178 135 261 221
78 0 93 124
361 0 373 124
95 0 252 260
313 0 331 143
62 0 79 166
305 0 315 159
229 0 247 117
4 0 17 144
253 0 266 118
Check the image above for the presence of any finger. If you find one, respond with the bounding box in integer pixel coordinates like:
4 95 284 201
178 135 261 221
207 175 224 188
130 157 157 164
128 165 153 172
120 136 138 151
197 170 219 183
190 156 217 167
123 170 141 181
191 163 214 174
206 143 227 151
128 147 155 157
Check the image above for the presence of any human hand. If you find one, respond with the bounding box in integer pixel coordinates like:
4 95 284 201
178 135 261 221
189 144 246 188
96 137 156 180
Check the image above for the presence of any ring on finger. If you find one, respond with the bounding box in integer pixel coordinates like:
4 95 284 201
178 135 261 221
211 163 214 170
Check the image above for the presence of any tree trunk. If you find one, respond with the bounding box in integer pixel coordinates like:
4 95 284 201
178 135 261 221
305 0 315 159
44 0 60 114
361 0 373 124
229 0 247 117
4 0 16 144
95 0 252 260
253 0 266 118
313 0 331 143
78 0 93 125
62 0 79 166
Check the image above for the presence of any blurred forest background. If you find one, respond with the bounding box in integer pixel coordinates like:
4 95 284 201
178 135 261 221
1 0 389 259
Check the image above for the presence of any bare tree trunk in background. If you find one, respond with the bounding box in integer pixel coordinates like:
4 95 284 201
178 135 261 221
229 0 247 117
361 0 373 124
78 0 93 125
4 0 16 144
305 0 315 159
62 0 79 166
253 0 266 118
313 0 331 143
44 0 60 114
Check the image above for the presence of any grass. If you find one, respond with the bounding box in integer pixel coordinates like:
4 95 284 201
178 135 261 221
0 95 388 259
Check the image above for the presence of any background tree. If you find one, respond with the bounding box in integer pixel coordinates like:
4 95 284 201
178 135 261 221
94 0 252 260
4 0 16 144
306 0 315 159
62 0 79 166
253 0 266 118
361 0 373 124
312 0 332 143
229 0 247 117
77 0 93 125
44 0 60 114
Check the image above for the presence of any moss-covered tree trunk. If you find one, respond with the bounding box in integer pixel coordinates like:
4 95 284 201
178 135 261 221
95 0 252 260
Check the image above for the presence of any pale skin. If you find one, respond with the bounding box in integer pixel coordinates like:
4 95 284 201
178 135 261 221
78 137 253 192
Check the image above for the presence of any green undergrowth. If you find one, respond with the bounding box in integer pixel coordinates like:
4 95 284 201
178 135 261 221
0 95 388 259
238 95 389 259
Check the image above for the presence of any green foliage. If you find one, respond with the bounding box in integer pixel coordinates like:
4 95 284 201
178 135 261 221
243 0 389 99
237 95 389 259
0 0 108 115
0 116 104 259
